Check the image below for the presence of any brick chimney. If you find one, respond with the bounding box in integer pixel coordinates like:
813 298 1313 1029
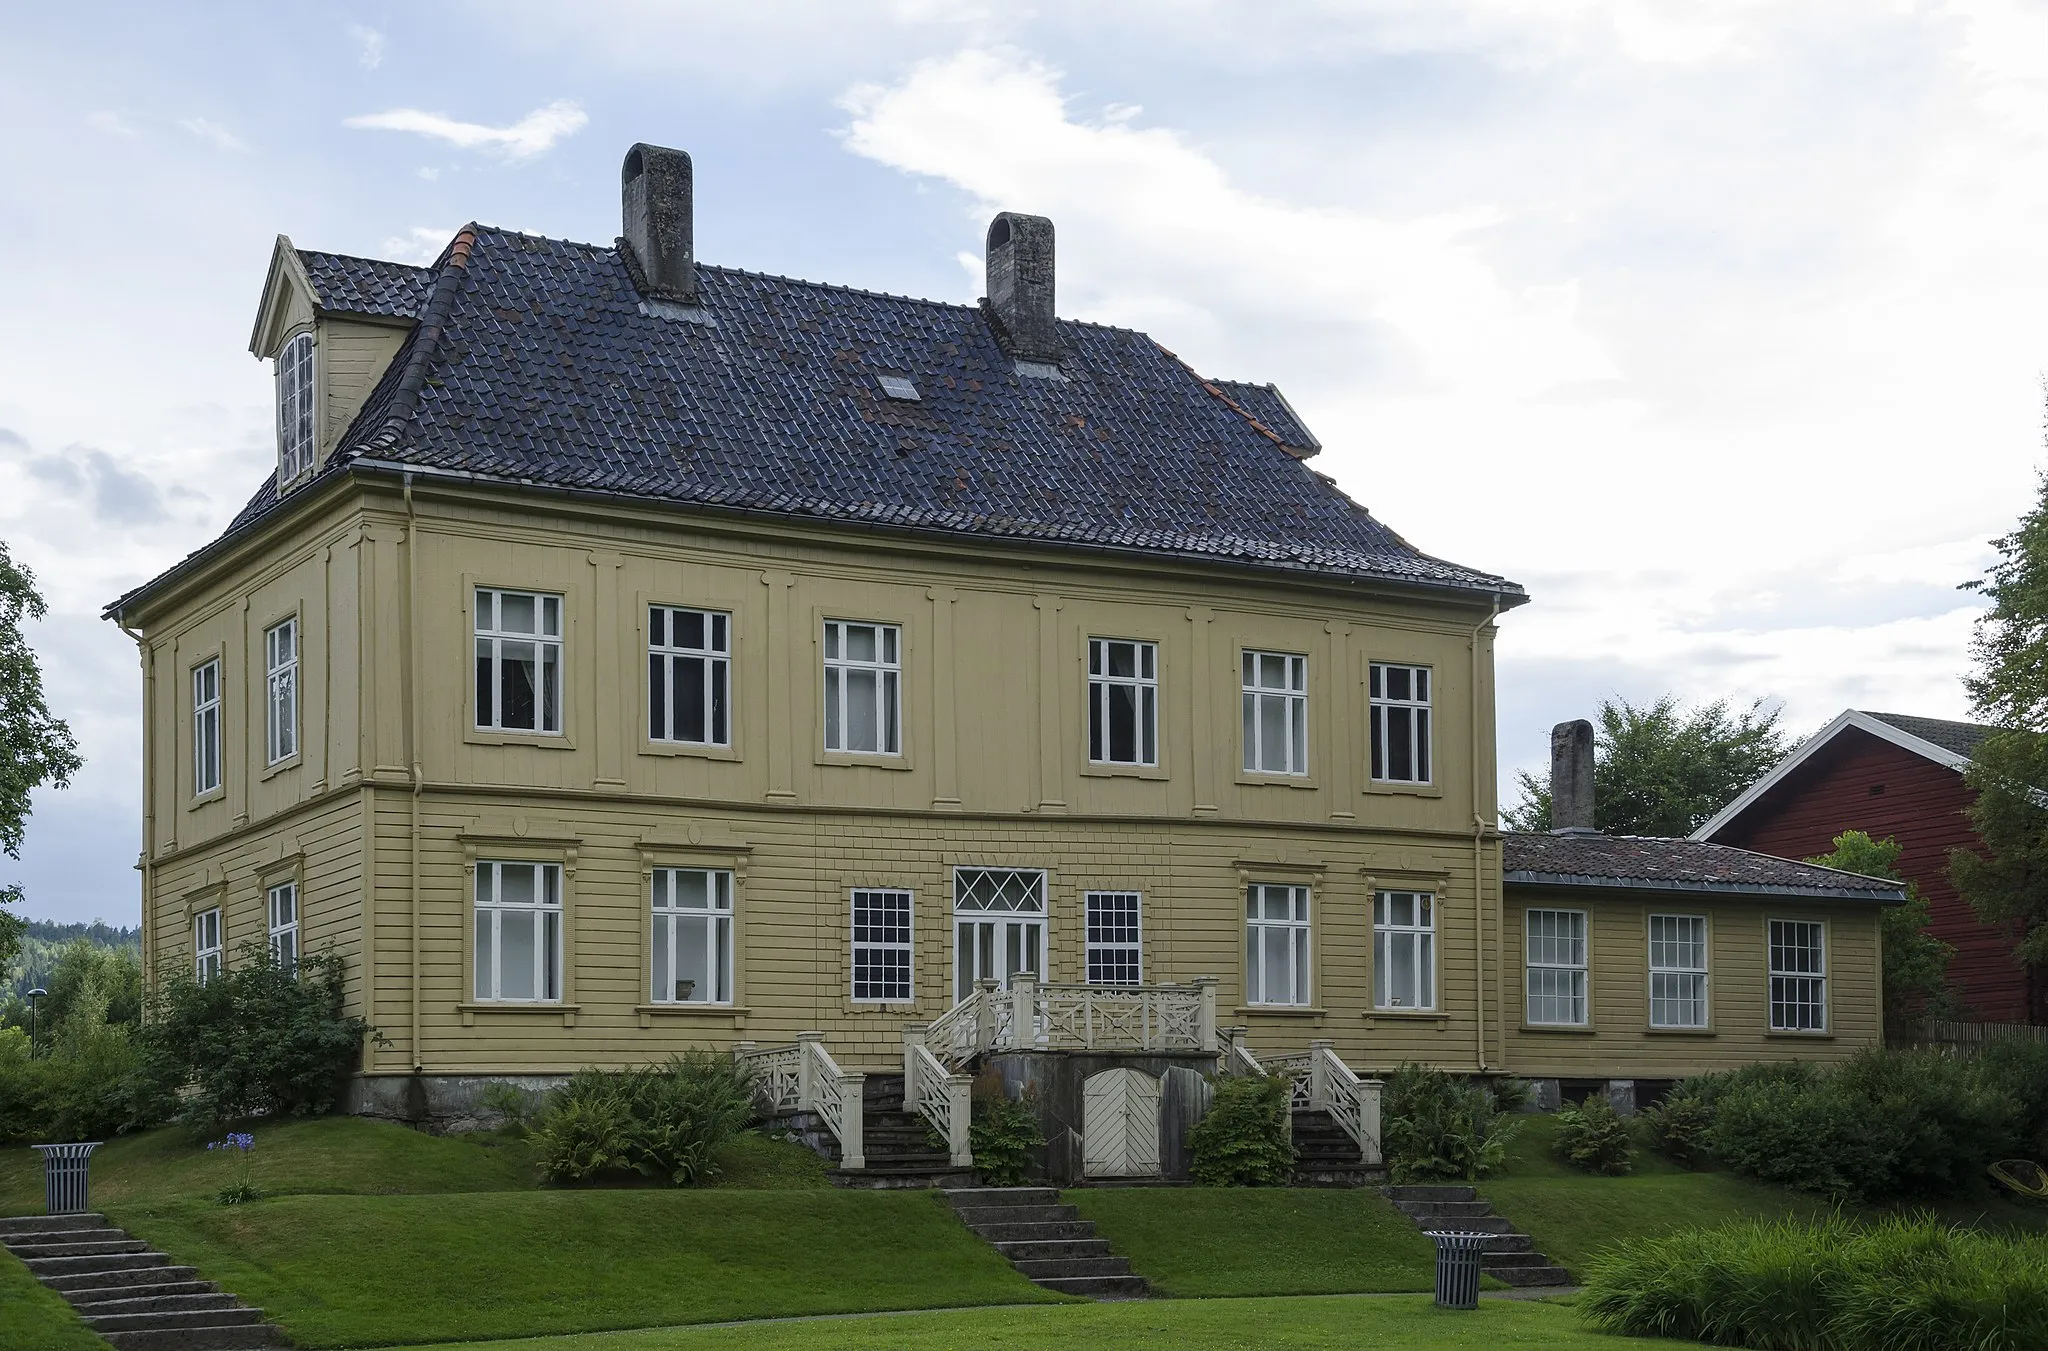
1550 720 1598 834
621 143 696 305
984 212 1059 364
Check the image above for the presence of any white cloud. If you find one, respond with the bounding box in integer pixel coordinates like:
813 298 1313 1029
416 166 440 181
380 227 459 264
349 23 385 69
342 99 588 161
85 110 136 137
177 117 249 153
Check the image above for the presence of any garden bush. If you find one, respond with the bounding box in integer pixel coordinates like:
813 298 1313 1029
529 1054 755 1186
1637 1086 1714 1168
967 1078 1045 1187
1581 1213 2048 1351
1381 1063 1517 1184
0 970 165 1145
1186 1073 1294 1186
1555 1092 1634 1175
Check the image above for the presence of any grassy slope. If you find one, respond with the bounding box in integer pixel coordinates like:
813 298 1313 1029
0 1249 104 1351
387 1294 1694 1351
1066 1187 1437 1296
118 1190 1062 1348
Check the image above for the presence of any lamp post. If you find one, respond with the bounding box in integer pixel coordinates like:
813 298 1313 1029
26 987 48 1058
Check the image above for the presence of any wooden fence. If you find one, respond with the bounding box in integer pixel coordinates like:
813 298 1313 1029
1903 1019 2048 1051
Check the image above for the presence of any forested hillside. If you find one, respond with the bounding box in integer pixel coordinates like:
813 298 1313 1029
7 919 140 999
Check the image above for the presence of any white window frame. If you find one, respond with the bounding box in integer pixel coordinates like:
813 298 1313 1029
194 907 223 985
473 860 564 1003
474 588 564 736
1369 662 1432 784
851 888 914 1003
822 620 901 756
648 605 731 747
1241 650 1308 776
651 868 733 1005
1084 891 1143 985
267 882 299 973
1768 918 1827 1032
1525 908 1589 1026
277 330 316 487
1648 914 1709 1030
1373 890 1436 1011
1088 639 1158 767
1245 883 1311 1007
192 658 222 797
265 617 299 766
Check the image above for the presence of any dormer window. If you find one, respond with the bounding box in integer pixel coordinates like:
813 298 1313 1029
277 331 315 487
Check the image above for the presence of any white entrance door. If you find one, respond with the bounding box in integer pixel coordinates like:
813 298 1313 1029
1083 1067 1163 1178
953 868 1049 1002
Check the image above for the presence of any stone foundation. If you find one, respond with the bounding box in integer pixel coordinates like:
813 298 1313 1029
344 1073 568 1132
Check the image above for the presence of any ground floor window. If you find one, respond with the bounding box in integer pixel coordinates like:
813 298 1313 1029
1525 908 1588 1026
474 861 563 1003
652 869 732 1004
954 868 1048 999
852 889 913 1002
1768 919 1827 1031
194 907 223 984
1085 891 1142 985
267 882 299 974
1373 890 1434 1010
1648 914 1707 1028
1245 883 1310 1006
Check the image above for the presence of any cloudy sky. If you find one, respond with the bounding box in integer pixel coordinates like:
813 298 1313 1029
1 1 2039 925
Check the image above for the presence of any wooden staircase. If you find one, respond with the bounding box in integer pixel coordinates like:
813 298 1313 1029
1290 1108 1385 1187
943 1187 1147 1297
1380 1185 1571 1287
0 1212 288 1349
760 1072 975 1190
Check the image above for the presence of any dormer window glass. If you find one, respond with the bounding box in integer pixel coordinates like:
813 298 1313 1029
277 331 316 487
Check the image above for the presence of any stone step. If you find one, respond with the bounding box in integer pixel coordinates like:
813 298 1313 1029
102 1323 286 1351
0 1212 107 1238
1012 1255 1132 1281
71 1291 244 1318
87 1305 266 1333
1486 1264 1573 1287
1384 1185 1476 1203
9 1236 152 1259
25 1250 173 1278
829 1167 976 1191
1474 1233 1534 1254
1396 1200 1494 1220
944 1186 1062 1208
1479 1248 1554 1268
1033 1273 1148 1297
953 1203 1078 1227
64 1280 221 1306
991 1237 1114 1261
965 1219 1098 1243
1407 1213 1514 1234
39 1265 203 1295
0 1224 128 1247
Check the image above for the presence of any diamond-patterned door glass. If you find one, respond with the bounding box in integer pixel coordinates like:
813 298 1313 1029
954 868 1047 913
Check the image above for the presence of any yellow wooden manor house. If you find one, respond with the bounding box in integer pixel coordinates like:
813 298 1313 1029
107 143 1900 1188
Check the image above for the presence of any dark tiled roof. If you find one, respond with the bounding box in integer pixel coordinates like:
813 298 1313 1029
1207 380 1321 455
1862 711 1997 760
1503 832 1905 901
211 226 1523 599
297 250 434 320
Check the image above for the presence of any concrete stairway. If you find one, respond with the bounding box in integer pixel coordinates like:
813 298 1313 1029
943 1187 1148 1298
1380 1185 1572 1287
0 1212 288 1349
1289 1109 1385 1187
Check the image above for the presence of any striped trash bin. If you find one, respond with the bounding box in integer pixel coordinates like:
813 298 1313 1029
1426 1230 1490 1310
32 1142 101 1216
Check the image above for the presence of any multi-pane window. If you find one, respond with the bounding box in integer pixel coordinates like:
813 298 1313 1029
267 882 299 973
1526 909 1589 1026
649 606 730 747
651 869 733 1004
851 889 913 1001
954 869 1047 1000
1242 651 1308 775
1245 883 1311 1006
265 618 298 766
474 861 563 1003
475 589 563 735
192 659 222 797
823 621 900 755
1373 891 1435 1010
1649 914 1708 1029
1085 892 1143 985
1370 663 1432 783
277 331 315 486
1088 639 1158 766
194 907 223 985
1769 919 1827 1031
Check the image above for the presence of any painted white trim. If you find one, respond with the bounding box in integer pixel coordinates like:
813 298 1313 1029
1690 710 1970 843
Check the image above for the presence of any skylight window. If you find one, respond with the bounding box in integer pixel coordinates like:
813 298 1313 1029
877 375 921 402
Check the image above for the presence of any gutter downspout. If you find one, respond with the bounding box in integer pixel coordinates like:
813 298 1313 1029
1470 596 1499 1074
118 618 154 998
404 473 424 1074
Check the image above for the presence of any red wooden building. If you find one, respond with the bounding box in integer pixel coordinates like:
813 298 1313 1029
1694 710 2043 1026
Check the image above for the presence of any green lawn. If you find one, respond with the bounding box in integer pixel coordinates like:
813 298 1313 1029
112 1189 1062 1348
1067 1187 1438 1296
0 1248 104 1351
387 1294 1695 1350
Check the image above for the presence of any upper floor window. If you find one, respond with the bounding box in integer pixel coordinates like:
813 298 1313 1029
1526 908 1589 1026
1370 663 1432 783
475 589 562 735
194 907 223 985
1085 891 1143 985
268 882 300 974
474 860 563 1003
651 868 732 1005
277 331 316 486
1088 639 1158 766
1373 890 1435 1010
1649 914 1708 1029
1245 883 1310 1006
1768 919 1826 1032
649 606 730 747
1242 651 1307 776
823 620 900 755
192 658 222 797
265 618 299 765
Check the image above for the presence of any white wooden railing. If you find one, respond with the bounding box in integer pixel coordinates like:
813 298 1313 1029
735 1032 865 1170
1220 1030 1382 1166
901 1024 973 1167
922 976 1220 1067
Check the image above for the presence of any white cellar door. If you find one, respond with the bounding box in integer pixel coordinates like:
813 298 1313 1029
1082 1068 1163 1179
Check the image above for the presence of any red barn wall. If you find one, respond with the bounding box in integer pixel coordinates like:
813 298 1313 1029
1710 730 2036 1025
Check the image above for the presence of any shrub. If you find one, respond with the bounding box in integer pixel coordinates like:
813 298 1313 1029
968 1080 1044 1187
1637 1088 1714 1168
1581 1213 2048 1351
1978 1036 2048 1161
529 1055 755 1186
0 978 165 1146
1187 1073 1294 1186
1555 1093 1634 1175
1381 1063 1517 1184
531 1075 640 1183
138 943 377 1127
1488 1076 1532 1114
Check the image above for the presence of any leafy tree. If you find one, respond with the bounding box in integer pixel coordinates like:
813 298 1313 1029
1806 831 1955 1036
0 541 83 974
1504 695 1792 837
